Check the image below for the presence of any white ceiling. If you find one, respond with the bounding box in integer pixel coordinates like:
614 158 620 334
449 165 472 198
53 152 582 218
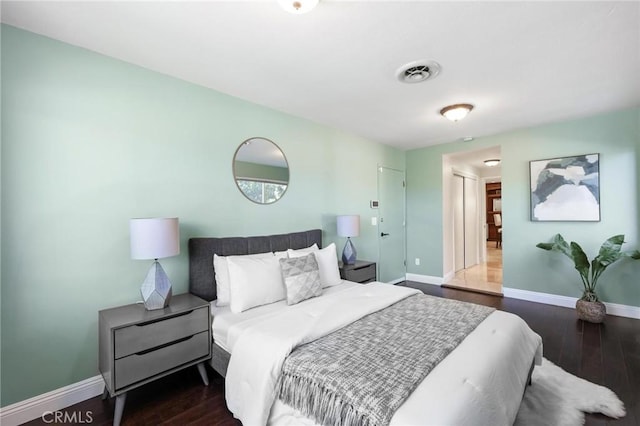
2 1 639 151
448 145 501 172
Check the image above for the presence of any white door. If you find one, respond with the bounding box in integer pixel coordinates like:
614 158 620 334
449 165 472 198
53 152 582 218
378 167 406 283
453 174 479 271
453 175 465 272
464 176 479 268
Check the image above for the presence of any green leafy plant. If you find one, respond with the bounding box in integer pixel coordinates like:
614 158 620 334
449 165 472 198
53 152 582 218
536 234 640 302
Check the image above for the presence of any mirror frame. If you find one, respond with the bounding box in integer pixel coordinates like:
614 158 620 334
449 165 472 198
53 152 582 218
232 137 290 205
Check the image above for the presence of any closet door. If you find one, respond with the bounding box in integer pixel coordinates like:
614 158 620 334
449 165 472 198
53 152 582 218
453 174 479 271
463 176 478 268
453 175 465 272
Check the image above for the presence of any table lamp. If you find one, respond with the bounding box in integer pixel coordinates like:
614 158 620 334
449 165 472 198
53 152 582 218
337 215 360 265
130 217 180 310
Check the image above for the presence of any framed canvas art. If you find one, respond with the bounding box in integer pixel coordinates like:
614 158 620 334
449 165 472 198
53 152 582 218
530 153 600 221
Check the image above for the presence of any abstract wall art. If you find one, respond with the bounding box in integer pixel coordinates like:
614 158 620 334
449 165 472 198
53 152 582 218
530 154 600 221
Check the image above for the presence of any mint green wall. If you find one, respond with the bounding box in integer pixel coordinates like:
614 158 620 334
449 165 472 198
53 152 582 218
407 108 640 306
406 146 448 277
0 25 404 406
637 113 640 239
234 161 289 183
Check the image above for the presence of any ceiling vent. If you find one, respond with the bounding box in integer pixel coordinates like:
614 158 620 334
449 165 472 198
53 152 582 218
396 60 441 84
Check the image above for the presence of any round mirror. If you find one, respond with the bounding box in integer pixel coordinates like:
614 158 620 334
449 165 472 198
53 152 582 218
233 137 289 204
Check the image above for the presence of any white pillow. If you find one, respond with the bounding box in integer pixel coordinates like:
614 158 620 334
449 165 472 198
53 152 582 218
227 255 286 313
213 251 274 307
286 243 319 257
289 243 342 288
274 250 289 258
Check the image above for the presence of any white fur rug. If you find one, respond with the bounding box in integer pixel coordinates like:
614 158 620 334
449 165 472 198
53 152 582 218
515 358 626 426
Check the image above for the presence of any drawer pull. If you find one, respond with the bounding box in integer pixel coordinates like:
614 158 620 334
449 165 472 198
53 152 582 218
135 335 194 355
136 309 194 327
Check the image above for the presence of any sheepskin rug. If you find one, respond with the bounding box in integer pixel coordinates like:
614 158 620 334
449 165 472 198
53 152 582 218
515 358 626 426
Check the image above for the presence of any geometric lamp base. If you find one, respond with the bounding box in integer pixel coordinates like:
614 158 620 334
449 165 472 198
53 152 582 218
140 260 172 311
341 237 357 265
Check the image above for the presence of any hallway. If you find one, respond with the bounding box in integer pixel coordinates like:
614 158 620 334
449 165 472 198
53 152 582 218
445 242 502 295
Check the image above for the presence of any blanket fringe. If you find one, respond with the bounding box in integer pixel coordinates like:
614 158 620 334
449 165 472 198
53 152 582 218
279 373 373 426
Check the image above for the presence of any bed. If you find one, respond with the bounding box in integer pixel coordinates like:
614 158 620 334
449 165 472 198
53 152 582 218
189 229 543 426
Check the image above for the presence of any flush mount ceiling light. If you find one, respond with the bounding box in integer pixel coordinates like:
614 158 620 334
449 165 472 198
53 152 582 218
278 0 319 14
484 159 501 167
396 60 441 84
440 103 474 122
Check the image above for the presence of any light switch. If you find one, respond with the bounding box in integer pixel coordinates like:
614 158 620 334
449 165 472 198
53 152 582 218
371 217 377 226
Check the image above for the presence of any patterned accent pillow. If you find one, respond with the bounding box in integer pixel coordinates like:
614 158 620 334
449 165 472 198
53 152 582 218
280 253 323 305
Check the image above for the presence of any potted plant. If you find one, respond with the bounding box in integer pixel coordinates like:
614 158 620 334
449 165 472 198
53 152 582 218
536 234 640 323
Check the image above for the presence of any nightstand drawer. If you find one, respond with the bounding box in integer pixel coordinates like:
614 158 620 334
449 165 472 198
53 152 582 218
114 306 209 359
114 330 210 390
346 263 376 283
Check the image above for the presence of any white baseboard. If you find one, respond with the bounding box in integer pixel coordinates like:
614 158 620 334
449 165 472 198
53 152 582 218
502 287 576 308
0 375 104 426
503 287 640 320
604 301 640 319
443 270 455 284
405 273 444 285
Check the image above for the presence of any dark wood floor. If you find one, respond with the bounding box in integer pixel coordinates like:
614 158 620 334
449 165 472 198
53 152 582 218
24 282 639 425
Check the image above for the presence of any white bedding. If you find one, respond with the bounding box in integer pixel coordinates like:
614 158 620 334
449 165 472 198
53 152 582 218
210 281 359 353
219 282 543 426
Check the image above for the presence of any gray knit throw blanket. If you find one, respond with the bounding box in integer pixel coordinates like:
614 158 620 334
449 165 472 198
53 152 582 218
278 294 495 426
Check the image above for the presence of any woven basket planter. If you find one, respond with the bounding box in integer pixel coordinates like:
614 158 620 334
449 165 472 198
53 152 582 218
576 300 606 323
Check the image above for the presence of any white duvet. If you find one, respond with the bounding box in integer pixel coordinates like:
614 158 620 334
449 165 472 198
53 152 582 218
223 283 543 426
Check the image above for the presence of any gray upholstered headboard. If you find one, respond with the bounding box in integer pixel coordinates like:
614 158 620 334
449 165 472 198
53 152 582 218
188 229 322 302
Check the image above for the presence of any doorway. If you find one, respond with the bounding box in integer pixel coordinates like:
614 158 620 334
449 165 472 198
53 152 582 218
443 147 503 296
377 166 406 283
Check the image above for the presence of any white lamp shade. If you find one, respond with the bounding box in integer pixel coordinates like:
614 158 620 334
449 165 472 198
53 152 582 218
130 218 180 260
337 215 360 238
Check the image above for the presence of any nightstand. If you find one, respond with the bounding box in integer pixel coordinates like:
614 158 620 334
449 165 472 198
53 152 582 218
99 293 211 426
339 260 377 283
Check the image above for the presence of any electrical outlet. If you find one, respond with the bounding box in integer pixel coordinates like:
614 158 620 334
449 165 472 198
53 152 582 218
415 258 420 266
